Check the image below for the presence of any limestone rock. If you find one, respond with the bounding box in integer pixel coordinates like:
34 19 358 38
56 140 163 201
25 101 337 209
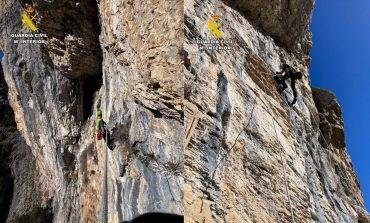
230 0 314 55
0 0 183 222
184 0 369 222
0 56 42 222
0 0 368 222
313 88 346 150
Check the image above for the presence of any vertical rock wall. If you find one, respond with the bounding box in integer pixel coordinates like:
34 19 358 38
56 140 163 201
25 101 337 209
184 0 369 222
0 49 41 222
0 0 369 222
0 0 183 222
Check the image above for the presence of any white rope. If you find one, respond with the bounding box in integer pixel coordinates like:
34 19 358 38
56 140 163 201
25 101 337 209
101 130 109 223
211 92 258 180
271 110 296 223
257 73 296 223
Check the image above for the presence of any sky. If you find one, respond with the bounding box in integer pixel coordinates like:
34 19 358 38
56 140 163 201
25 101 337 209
310 0 370 210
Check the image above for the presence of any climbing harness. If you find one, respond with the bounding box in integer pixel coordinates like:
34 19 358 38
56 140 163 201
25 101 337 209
273 73 299 107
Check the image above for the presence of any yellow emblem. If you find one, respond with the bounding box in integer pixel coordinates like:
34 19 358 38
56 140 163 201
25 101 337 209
21 12 38 32
207 13 224 39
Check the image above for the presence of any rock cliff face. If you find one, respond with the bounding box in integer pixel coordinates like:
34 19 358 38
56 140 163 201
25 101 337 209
0 0 369 222
0 54 44 222
184 0 369 222
0 0 182 222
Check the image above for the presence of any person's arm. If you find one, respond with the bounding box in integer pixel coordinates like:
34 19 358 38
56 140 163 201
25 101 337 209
281 70 294 82
276 70 284 75
95 120 99 131
102 121 107 131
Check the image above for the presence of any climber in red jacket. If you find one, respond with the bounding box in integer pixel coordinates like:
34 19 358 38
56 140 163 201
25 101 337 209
275 64 303 106
96 109 114 150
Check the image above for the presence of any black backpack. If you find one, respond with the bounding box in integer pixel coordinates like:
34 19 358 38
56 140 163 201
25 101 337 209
293 71 303 79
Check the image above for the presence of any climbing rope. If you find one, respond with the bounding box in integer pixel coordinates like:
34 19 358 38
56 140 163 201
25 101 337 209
270 106 296 223
309 117 352 219
199 86 258 219
272 67 348 222
258 72 296 223
200 69 296 222
211 92 258 180
237 80 296 222
101 130 109 223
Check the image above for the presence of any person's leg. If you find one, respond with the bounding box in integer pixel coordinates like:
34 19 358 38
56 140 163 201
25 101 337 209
102 129 106 142
106 131 114 150
280 81 288 91
102 128 111 150
120 162 128 177
289 79 298 106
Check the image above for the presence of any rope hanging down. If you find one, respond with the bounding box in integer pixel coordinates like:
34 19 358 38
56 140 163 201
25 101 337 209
101 131 109 223
259 72 296 223
202 72 296 222
199 91 258 217
211 93 258 180
272 108 295 223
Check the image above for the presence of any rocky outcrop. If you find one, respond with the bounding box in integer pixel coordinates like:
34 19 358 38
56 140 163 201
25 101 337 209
38 0 103 79
313 88 368 222
313 88 346 149
229 0 314 55
184 0 369 222
0 0 368 222
0 0 183 222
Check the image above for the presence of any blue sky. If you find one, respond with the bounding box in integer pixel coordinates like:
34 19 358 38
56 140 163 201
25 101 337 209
310 0 370 210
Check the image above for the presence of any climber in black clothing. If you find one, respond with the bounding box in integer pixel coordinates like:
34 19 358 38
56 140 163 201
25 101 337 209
274 64 303 106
